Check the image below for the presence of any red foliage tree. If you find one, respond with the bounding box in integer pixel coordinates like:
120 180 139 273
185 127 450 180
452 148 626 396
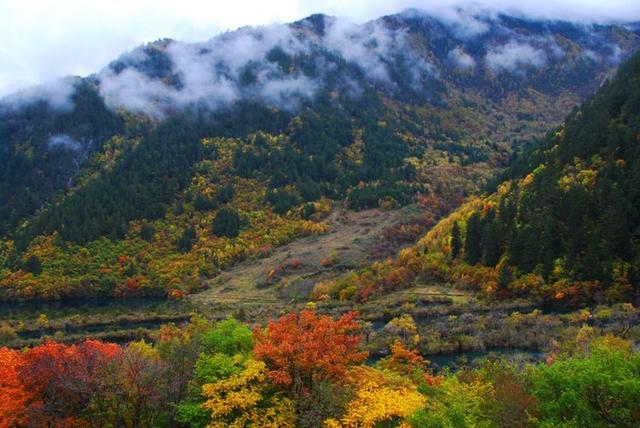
0 348 31 428
19 340 121 426
379 341 441 386
253 310 367 393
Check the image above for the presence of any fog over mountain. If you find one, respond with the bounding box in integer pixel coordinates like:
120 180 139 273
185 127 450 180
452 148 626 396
3 8 639 118
2 1 639 100
0 7 639 251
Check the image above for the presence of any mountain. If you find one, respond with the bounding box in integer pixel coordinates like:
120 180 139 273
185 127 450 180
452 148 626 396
334 49 640 307
0 9 639 301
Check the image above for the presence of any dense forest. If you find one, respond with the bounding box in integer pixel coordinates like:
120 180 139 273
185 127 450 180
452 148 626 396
446 51 640 302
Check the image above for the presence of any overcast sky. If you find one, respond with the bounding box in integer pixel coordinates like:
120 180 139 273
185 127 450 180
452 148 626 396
1 0 639 97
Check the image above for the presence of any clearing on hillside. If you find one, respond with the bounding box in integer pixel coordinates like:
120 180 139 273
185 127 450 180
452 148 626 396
190 206 424 317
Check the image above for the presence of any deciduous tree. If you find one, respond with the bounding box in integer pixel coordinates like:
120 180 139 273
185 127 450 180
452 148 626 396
0 348 30 428
253 311 366 393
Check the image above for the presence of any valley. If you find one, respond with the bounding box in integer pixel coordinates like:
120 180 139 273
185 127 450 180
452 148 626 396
0 6 639 427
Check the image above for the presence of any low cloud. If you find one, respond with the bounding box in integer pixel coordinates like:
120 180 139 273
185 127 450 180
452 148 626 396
2 4 636 117
97 17 434 117
98 24 315 116
0 77 77 112
1 0 639 101
403 6 494 39
48 134 83 151
448 47 476 69
486 41 547 72
322 19 398 82
608 44 623 63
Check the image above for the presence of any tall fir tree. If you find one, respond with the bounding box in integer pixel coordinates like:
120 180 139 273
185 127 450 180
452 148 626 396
464 213 482 265
451 221 462 259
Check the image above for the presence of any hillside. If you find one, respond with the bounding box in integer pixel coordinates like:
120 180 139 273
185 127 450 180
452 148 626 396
316 50 640 308
1 10 639 301
440 50 640 303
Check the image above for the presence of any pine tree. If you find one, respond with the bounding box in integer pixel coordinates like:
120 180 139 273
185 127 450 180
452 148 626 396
139 222 155 241
177 227 197 253
481 209 502 267
451 221 462 259
24 255 43 275
497 263 513 296
214 183 235 204
464 213 482 265
212 208 240 238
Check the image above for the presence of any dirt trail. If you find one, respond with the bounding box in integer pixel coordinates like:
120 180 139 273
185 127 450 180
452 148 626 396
190 207 410 310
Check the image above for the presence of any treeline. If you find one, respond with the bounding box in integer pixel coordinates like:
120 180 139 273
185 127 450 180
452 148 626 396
0 311 638 427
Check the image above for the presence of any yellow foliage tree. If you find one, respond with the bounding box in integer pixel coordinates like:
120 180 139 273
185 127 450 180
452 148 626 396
201 358 295 428
324 367 425 428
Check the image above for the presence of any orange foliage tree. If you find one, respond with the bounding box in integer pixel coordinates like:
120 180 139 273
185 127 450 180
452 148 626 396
253 310 367 393
0 348 31 428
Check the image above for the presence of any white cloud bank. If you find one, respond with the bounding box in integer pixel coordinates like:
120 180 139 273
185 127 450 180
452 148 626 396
1 0 639 98
96 18 433 116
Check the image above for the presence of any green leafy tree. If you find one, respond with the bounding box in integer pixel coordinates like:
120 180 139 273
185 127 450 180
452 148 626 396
202 318 253 355
528 336 640 427
175 318 253 428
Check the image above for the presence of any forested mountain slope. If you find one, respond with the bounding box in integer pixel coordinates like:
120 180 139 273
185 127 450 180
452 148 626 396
442 49 640 303
1 10 639 300
319 50 640 306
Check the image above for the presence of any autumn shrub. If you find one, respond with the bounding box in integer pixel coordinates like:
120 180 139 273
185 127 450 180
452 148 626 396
289 258 302 269
310 280 337 300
